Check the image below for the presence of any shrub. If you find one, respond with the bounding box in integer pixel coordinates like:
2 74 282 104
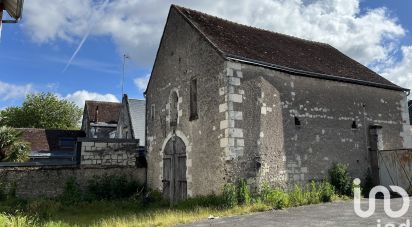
289 184 305 207
60 177 82 205
0 182 6 201
85 174 141 201
319 180 335 202
304 181 321 205
329 163 352 196
261 185 289 209
0 126 30 162
222 183 237 208
237 179 251 205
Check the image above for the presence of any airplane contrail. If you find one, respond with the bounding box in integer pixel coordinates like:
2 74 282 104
62 0 110 73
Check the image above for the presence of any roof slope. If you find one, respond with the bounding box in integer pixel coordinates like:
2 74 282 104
128 99 146 146
18 128 85 152
85 101 121 124
173 5 406 91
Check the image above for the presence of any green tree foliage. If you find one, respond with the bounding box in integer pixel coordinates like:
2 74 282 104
0 93 82 129
0 126 30 162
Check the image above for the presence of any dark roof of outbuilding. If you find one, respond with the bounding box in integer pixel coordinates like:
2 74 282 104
84 101 121 124
173 5 407 91
18 128 85 152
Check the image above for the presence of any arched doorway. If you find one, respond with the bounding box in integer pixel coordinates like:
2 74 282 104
162 135 187 203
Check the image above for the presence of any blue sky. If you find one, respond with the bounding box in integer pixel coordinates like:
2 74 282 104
0 0 412 109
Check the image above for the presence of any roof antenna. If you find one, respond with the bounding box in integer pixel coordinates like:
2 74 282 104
122 54 130 97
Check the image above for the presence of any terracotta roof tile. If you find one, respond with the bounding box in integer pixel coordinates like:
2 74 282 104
173 5 406 91
18 128 85 152
85 101 121 124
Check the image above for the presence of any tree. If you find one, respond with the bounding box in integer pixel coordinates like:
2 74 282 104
0 93 82 129
0 126 30 162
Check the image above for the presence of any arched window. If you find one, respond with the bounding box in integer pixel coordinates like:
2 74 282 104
170 91 178 126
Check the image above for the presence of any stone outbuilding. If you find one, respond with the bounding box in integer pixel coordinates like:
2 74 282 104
81 101 121 138
145 5 411 202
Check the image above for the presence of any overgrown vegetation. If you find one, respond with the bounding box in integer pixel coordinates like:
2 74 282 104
0 126 30 162
0 165 354 226
329 163 353 196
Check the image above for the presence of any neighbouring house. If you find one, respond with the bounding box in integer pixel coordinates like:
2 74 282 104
81 101 122 138
18 128 85 163
116 94 146 146
145 5 412 203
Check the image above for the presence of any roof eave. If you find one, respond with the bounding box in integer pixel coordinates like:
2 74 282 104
224 54 409 92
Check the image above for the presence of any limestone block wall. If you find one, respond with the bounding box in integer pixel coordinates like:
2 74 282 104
79 138 138 167
0 166 145 199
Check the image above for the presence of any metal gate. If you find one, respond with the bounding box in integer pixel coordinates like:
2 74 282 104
162 136 187 203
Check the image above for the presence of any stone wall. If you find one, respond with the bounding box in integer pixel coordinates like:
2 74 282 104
239 62 411 188
146 7 227 197
0 165 145 199
79 138 139 167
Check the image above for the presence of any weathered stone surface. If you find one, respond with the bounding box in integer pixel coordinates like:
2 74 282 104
0 166 145 199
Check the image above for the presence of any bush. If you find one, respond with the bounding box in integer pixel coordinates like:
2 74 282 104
319 180 335 202
85 174 142 201
0 126 30 162
329 163 352 196
60 177 82 205
237 179 251 205
304 181 321 204
222 183 237 208
261 184 289 209
289 184 305 206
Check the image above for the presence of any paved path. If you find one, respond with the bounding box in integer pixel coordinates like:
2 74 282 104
181 198 411 227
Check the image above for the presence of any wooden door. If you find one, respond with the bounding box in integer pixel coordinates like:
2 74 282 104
368 125 382 186
162 136 187 203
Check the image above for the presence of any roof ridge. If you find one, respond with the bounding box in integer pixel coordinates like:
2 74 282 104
173 4 329 47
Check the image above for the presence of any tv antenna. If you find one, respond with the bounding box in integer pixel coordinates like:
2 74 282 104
0 0 24 39
121 54 130 97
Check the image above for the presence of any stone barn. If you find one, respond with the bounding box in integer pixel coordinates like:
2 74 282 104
145 5 411 202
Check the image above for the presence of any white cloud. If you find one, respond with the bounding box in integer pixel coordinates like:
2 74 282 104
134 74 150 92
0 81 34 101
64 90 119 107
22 0 411 88
381 46 412 89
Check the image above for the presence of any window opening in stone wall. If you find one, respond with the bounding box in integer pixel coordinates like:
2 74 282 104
351 121 358 129
170 92 178 127
294 116 301 126
190 78 198 121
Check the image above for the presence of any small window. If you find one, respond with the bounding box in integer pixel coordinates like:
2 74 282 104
351 121 358 129
190 78 198 120
59 138 76 150
151 104 155 121
294 117 301 126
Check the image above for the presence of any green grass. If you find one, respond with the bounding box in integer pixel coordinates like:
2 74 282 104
0 200 271 227
0 182 350 227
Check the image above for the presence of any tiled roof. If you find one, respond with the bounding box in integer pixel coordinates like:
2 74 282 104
18 128 85 152
85 101 121 124
173 5 406 91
